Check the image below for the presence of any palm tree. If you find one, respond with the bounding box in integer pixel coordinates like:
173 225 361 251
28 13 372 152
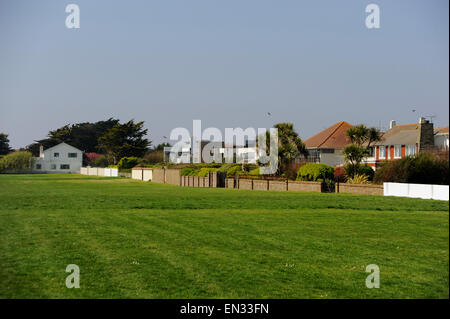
343 124 381 177
258 123 308 175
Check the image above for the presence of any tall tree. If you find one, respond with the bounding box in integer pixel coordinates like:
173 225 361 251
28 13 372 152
343 124 381 177
98 120 151 164
259 123 308 175
26 118 120 156
0 133 12 155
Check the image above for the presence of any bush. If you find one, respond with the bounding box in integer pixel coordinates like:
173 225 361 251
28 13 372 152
217 163 238 173
180 168 199 176
141 151 164 164
374 153 449 185
296 163 334 182
344 164 375 181
0 151 33 172
197 167 217 177
347 174 370 184
226 165 247 177
117 157 140 169
249 168 260 176
92 155 109 168
334 166 346 182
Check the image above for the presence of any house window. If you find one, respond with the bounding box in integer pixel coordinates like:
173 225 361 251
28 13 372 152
394 145 402 159
54 152 59 158
36 164 42 169
367 147 375 157
379 146 386 159
68 153 77 158
51 164 56 170
60 164 70 170
406 145 416 156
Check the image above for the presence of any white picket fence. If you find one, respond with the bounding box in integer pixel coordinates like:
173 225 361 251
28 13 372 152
80 167 118 177
384 182 449 201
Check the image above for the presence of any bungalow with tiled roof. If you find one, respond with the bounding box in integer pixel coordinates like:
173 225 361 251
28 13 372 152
303 121 353 166
366 117 448 168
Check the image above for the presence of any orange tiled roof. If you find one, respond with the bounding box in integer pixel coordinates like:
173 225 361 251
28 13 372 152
435 126 449 134
304 121 353 149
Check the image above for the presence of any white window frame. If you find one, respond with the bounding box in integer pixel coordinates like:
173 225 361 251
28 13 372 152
406 145 416 156
379 146 386 159
394 145 402 159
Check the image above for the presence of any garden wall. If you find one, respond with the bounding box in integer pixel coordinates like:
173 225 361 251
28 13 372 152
80 167 118 177
337 183 383 196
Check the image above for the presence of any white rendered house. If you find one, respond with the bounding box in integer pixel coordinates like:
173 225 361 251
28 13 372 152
33 142 83 173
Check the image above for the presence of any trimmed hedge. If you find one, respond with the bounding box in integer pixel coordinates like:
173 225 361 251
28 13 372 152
117 157 139 169
374 153 449 185
0 151 33 173
296 163 334 182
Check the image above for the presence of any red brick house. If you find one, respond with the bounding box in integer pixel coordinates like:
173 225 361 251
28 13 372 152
365 117 445 168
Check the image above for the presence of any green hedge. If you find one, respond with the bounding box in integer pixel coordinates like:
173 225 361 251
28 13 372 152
117 157 140 169
374 153 449 185
344 164 375 181
296 163 334 182
0 151 33 173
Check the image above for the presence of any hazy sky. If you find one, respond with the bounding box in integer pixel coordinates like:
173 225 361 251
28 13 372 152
0 0 448 148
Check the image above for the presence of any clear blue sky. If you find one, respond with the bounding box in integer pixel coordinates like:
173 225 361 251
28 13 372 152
0 0 448 148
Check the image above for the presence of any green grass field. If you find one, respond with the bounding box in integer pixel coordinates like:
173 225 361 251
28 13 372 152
0 174 448 298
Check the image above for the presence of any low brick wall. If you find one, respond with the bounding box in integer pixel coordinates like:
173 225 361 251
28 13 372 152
226 178 235 188
287 181 322 192
165 169 181 185
270 180 288 191
338 183 383 195
152 168 165 184
238 179 253 190
253 180 269 191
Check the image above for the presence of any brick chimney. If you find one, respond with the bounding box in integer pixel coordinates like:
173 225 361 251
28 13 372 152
417 117 434 153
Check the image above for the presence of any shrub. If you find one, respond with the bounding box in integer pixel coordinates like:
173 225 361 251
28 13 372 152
374 153 449 185
296 163 334 182
217 163 238 173
180 168 199 176
92 155 109 168
141 151 164 164
344 164 375 181
334 166 346 182
226 165 247 177
84 152 103 166
197 167 217 177
0 151 33 172
117 157 140 169
249 168 260 176
347 174 370 184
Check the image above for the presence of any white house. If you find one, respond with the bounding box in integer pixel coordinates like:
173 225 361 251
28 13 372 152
33 142 83 173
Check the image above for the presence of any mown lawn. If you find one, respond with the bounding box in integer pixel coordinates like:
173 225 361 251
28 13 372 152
0 174 448 298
